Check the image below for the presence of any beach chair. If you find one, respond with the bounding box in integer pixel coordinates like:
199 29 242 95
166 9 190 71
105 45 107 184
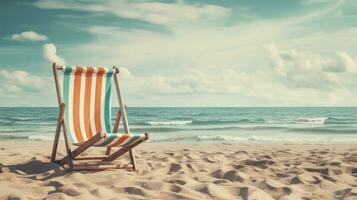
50 63 148 171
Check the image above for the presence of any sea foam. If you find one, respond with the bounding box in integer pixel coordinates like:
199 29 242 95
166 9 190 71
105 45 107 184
145 120 193 126
295 117 328 125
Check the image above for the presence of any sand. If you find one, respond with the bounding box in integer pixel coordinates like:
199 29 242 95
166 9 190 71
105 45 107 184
0 142 356 200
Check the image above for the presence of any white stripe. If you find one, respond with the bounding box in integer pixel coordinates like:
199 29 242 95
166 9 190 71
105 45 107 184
94 137 106 146
106 134 123 146
78 67 88 141
106 77 111 132
100 69 107 133
90 68 98 138
67 66 77 143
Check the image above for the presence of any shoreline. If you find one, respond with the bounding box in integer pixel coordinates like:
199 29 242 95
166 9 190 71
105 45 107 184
1 142 356 199
2 138 357 145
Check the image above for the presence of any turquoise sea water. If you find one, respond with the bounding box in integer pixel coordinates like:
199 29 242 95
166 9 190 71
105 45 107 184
0 107 357 144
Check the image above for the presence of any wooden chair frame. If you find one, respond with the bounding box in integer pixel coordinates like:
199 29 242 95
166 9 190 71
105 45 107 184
50 63 148 171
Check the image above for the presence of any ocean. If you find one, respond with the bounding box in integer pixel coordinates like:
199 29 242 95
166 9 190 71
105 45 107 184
0 107 357 144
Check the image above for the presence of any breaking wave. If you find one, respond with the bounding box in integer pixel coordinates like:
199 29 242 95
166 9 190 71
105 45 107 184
144 120 193 126
295 117 328 125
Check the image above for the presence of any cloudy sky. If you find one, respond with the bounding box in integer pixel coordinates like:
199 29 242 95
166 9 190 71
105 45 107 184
1 0 357 107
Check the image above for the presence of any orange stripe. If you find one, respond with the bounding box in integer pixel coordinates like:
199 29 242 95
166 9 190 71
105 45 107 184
83 67 94 139
94 67 105 134
72 66 84 143
110 134 129 147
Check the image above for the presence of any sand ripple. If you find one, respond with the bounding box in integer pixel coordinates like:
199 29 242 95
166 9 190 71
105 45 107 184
0 143 356 200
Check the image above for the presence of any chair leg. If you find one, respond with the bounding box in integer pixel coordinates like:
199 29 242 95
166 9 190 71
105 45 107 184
66 150 74 171
129 149 136 171
51 122 62 162
105 110 121 156
105 147 111 155
51 105 65 162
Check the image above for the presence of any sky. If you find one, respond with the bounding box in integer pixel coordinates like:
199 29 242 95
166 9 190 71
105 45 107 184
1 0 357 107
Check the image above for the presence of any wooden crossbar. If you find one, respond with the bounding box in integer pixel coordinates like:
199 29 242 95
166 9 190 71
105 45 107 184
74 156 108 161
73 164 133 171
59 132 104 165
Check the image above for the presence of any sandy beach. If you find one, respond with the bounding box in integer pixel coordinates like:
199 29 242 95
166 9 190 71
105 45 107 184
0 142 356 200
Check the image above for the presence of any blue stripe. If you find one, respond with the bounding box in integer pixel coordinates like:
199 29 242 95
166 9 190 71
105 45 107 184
99 133 117 146
104 70 113 133
62 67 75 143
122 136 142 147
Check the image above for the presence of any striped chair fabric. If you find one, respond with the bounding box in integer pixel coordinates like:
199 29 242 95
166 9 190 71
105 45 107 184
62 66 146 147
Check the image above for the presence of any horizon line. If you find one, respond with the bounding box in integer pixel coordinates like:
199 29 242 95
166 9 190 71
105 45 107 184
1 106 357 108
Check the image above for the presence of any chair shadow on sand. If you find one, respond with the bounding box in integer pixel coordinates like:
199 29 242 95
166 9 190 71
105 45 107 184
1 158 68 181
0 157 130 182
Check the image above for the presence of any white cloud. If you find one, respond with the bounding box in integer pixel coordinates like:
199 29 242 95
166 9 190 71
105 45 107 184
42 43 66 65
118 67 251 96
336 51 357 73
0 69 55 106
266 43 357 77
11 31 48 41
33 0 231 25
0 69 48 95
118 63 357 106
110 42 357 106
263 43 357 103
118 67 132 79
66 0 343 72
30 0 357 106
73 23 283 73
301 0 336 5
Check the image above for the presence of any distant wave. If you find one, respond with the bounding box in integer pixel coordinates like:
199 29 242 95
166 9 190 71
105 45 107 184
288 127 357 134
28 135 54 141
142 118 265 126
191 125 285 132
0 120 17 126
200 125 357 134
144 120 193 126
295 117 328 125
133 123 357 133
0 119 55 126
0 135 29 140
131 124 287 133
192 118 265 125
325 117 357 124
0 129 36 133
0 134 56 141
131 127 184 132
